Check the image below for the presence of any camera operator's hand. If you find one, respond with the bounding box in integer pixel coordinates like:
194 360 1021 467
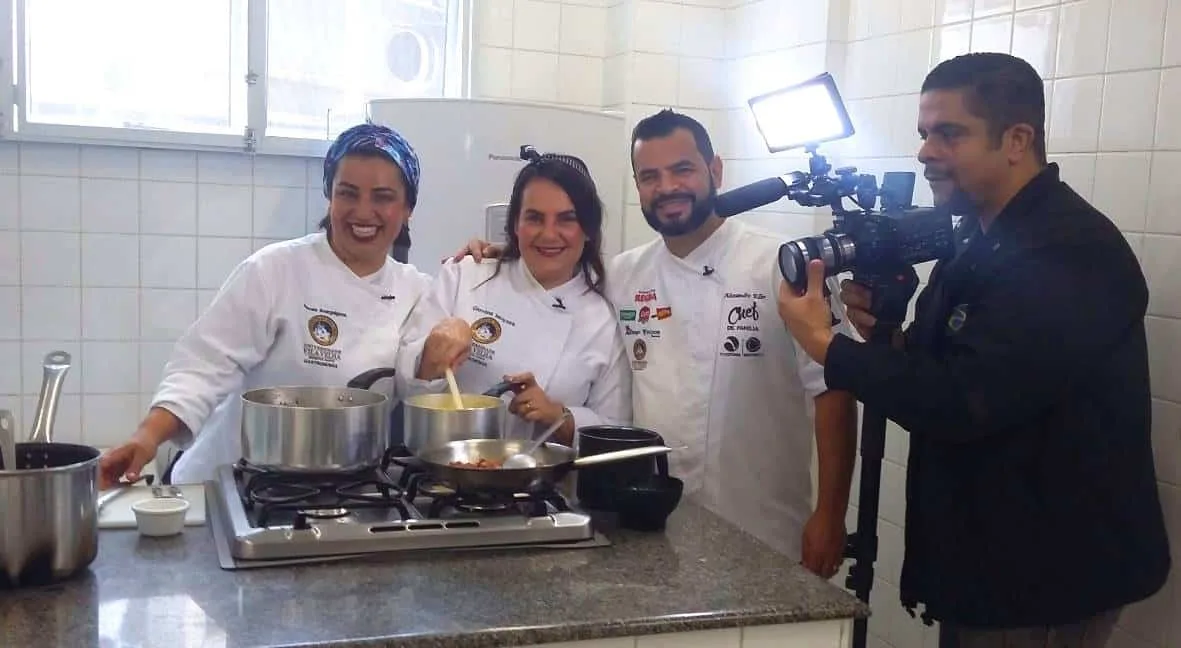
839 280 876 341
777 260 837 365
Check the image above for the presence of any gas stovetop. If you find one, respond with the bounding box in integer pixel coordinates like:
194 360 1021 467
207 455 606 566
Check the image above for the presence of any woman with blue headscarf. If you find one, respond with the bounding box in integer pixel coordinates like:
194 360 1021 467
99 123 439 486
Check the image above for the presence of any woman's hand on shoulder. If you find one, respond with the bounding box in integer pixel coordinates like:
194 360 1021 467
444 238 505 264
418 317 472 379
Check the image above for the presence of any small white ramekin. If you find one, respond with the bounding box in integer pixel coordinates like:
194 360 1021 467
131 497 191 537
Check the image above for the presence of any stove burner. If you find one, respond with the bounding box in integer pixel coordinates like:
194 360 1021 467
232 455 409 528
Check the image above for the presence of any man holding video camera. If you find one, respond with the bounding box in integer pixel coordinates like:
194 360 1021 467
777 52 1170 646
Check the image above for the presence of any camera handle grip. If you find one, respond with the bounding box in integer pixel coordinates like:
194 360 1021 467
854 265 920 334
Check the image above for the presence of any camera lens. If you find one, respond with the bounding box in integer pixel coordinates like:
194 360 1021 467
778 233 856 293
778 240 812 292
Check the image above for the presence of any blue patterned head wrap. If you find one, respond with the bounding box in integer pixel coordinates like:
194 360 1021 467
323 122 421 208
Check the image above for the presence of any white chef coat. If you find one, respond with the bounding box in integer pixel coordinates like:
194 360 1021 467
400 257 631 441
158 232 433 484
607 219 849 560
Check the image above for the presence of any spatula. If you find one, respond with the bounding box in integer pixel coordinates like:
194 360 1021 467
502 410 571 469
444 367 464 409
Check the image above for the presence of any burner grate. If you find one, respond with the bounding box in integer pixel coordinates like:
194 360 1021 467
233 457 409 528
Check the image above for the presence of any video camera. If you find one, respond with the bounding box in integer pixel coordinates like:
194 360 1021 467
717 72 957 328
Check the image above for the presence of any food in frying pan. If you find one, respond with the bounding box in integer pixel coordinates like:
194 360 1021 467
449 458 504 469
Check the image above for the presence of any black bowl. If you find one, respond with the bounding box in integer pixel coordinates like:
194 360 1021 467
615 475 683 532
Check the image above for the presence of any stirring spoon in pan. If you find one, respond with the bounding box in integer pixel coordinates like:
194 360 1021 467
444 367 464 410
502 410 572 469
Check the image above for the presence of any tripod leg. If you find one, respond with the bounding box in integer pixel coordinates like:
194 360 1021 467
842 285 909 648
847 402 887 648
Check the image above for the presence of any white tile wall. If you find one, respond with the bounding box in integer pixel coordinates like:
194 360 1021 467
0 141 323 450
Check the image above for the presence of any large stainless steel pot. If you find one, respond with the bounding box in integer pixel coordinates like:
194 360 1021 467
240 367 398 472
0 351 103 589
401 380 520 453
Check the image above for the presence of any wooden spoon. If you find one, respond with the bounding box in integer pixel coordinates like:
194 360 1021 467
444 367 464 410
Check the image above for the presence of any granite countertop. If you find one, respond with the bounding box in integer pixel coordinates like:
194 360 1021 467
0 501 869 648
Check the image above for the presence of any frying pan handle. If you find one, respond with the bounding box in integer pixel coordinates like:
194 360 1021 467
572 445 673 467
347 368 397 390
482 380 525 397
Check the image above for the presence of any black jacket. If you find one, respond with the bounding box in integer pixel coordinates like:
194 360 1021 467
824 163 1170 628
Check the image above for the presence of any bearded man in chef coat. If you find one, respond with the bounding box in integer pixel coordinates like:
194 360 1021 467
455 110 857 577
611 110 857 575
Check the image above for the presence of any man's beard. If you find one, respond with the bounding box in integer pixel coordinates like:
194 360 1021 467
942 186 977 216
640 181 718 237
926 169 974 216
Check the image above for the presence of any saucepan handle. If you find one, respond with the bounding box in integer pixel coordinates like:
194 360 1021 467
0 409 15 470
30 350 72 444
347 367 398 390
482 380 526 397
572 445 673 468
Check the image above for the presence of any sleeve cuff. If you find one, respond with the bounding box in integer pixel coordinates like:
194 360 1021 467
566 405 601 430
822 332 866 393
148 400 197 449
402 376 446 397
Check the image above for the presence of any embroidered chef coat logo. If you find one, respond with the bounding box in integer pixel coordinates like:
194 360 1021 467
725 298 759 332
631 338 648 370
633 338 647 361
655 306 672 320
947 304 970 334
619 308 637 321
634 289 657 303
624 324 641 336
638 306 651 323
303 307 346 368
720 291 764 358
308 315 339 347
471 317 502 345
469 307 516 367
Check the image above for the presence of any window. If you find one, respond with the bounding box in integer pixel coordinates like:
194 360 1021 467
2 0 468 154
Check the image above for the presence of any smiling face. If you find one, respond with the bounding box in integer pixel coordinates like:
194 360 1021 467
917 89 1017 216
632 127 722 237
514 177 586 289
327 154 411 275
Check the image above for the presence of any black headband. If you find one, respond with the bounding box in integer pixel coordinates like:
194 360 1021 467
518 145 591 179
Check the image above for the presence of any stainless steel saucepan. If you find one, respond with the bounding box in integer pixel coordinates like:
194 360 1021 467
240 367 398 472
400 380 522 453
0 351 104 589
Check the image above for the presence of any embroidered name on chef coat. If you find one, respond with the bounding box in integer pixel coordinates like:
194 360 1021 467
303 304 347 369
719 291 765 358
469 305 515 367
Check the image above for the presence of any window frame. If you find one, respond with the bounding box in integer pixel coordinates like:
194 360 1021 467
0 0 472 156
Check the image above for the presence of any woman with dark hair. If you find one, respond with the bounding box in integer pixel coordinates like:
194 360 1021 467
400 152 630 445
98 122 445 486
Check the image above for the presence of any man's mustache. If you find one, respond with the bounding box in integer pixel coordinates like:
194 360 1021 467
652 193 697 209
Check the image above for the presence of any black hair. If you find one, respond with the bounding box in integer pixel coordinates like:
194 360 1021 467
318 149 414 235
487 155 607 295
921 52 1048 165
629 109 716 171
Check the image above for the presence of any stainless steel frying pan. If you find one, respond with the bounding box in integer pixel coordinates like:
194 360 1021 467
413 438 672 494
